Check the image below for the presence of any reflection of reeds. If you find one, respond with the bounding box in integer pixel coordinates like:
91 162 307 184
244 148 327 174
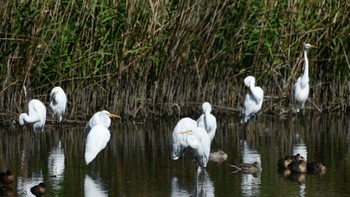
1 1 350 122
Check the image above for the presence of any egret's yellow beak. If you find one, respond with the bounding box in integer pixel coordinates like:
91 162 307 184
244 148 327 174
53 91 57 97
108 113 121 118
310 45 317 48
177 129 192 134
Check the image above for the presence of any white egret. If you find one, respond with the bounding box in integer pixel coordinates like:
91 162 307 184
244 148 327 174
171 125 211 168
85 110 121 132
292 43 316 112
49 86 67 123
19 99 47 132
170 117 198 160
241 76 264 124
197 102 217 142
84 110 120 165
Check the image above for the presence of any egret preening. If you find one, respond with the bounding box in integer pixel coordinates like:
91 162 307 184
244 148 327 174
241 76 264 124
19 99 47 132
170 118 211 168
49 86 67 123
170 117 198 160
197 102 217 142
292 43 316 112
84 110 120 165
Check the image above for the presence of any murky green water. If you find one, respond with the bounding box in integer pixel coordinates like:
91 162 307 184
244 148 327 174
0 113 349 196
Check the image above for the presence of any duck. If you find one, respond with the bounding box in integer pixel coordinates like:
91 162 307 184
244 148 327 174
307 161 327 174
278 153 305 169
287 160 307 173
0 186 14 197
0 170 14 186
30 182 46 197
209 149 228 163
230 161 262 174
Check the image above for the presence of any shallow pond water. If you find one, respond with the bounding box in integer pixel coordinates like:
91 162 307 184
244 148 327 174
0 113 349 196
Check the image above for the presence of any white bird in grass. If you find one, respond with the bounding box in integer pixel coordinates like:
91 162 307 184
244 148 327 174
241 76 264 124
84 110 120 165
197 102 217 142
19 99 47 132
292 43 316 112
170 118 211 168
49 86 67 123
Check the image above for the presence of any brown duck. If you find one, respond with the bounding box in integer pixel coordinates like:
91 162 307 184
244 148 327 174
0 170 14 186
230 161 262 174
278 153 305 169
30 182 46 197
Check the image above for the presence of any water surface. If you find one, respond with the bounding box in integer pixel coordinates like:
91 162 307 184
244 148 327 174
0 113 349 196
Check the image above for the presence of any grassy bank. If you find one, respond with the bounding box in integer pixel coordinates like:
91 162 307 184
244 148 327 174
0 0 349 123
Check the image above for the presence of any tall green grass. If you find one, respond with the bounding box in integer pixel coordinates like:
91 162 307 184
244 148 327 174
0 0 349 123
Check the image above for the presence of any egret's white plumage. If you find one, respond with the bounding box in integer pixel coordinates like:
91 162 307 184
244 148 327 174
170 117 211 168
185 127 211 168
197 102 217 142
84 110 120 165
292 43 316 112
49 86 67 123
19 99 47 132
241 76 264 124
170 117 198 160
85 110 120 132
85 125 111 165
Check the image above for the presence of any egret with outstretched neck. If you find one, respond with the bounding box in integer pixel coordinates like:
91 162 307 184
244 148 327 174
292 43 316 112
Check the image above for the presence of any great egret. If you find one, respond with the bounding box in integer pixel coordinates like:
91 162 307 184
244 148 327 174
85 110 121 132
49 86 67 123
278 153 305 169
170 119 211 168
84 110 120 165
19 99 47 132
197 102 217 142
230 161 262 174
0 170 14 186
170 117 198 160
30 182 46 197
292 43 316 112
241 76 264 124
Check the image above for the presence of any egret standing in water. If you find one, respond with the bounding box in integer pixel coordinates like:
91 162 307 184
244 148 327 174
84 110 120 165
292 43 316 112
49 86 67 123
19 99 47 132
170 118 211 168
241 76 264 124
197 102 217 142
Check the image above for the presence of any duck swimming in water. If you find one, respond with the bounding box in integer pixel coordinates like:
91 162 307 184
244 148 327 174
230 161 262 174
278 153 305 169
0 170 14 186
209 149 228 163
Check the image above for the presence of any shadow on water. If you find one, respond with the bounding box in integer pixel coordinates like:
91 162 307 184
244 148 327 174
0 113 349 196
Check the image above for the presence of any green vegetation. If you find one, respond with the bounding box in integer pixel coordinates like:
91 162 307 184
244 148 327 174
1 0 349 122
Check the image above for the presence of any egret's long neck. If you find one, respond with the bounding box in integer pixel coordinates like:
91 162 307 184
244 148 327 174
303 49 309 79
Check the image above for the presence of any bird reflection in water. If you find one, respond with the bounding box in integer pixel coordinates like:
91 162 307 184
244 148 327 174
170 168 214 197
48 140 65 192
84 175 108 197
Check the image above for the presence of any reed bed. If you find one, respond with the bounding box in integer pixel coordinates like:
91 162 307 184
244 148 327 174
0 0 349 123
